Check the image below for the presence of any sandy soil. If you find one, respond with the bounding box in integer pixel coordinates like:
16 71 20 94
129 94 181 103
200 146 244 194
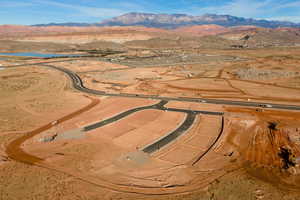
1 41 300 200
0 65 104 200
0 66 90 133
18 109 229 195
55 48 300 106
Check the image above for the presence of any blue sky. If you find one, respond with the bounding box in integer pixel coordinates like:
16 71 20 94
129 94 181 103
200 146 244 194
1 0 300 25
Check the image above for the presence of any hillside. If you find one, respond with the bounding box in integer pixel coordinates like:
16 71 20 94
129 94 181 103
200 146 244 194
174 25 230 36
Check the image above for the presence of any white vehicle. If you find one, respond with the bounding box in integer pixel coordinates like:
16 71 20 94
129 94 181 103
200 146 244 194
259 104 272 108
51 120 58 126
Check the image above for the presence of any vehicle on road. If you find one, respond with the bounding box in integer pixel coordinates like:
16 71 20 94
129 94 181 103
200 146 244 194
259 104 273 108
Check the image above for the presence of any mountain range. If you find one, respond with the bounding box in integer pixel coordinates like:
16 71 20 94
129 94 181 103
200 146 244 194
33 12 300 29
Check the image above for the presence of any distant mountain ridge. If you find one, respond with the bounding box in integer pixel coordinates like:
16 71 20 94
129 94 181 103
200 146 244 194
32 12 300 29
33 22 94 27
99 13 300 29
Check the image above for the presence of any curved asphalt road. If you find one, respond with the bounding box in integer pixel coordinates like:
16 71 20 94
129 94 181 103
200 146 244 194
3 61 226 155
3 60 300 111
142 112 197 154
4 58 298 194
42 64 300 111
81 100 222 154
3 62 300 154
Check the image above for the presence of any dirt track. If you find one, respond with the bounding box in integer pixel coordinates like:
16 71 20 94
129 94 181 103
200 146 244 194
1 48 300 199
5 96 100 164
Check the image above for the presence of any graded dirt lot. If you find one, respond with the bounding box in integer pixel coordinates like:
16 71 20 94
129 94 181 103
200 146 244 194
45 48 300 105
1 36 300 200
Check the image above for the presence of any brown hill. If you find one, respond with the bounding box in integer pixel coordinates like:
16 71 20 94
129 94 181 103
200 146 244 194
174 25 230 36
219 27 300 47
1 24 300 49
174 25 261 36
0 25 171 44
0 25 169 36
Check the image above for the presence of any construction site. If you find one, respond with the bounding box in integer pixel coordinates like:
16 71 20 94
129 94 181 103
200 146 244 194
0 24 300 200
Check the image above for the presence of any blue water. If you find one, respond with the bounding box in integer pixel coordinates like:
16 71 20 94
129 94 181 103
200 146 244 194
0 52 79 58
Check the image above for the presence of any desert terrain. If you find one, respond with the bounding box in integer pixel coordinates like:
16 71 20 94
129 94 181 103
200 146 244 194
0 24 300 200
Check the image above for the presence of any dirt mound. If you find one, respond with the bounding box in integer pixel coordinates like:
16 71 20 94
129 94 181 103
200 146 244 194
225 110 300 188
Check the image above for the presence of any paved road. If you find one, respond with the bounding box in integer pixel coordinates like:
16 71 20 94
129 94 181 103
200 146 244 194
5 58 295 194
4 61 300 154
142 112 197 154
3 58 81 68
42 64 300 111
3 61 226 155
81 100 223 153
38 64 300 154
84 101 169 132
3 59 300 111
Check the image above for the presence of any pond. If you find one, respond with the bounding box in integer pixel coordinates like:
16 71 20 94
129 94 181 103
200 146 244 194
0 52 80 58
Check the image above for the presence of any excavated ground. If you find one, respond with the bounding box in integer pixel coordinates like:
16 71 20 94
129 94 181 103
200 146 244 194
1 47 300 200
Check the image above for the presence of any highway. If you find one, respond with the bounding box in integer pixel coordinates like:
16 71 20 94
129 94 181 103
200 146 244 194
4 61 300 155
3 61 227 156
42 64 300 111
3 57 300 195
